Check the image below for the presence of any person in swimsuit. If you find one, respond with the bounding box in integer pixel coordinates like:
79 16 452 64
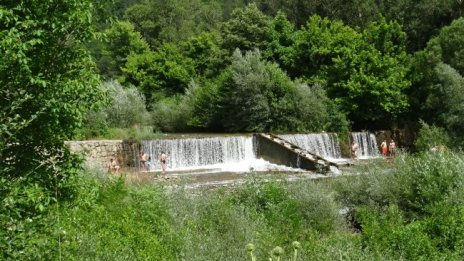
139 151 147 170
389 140 396 157
108 158 120 173
160 152 167 178
380 140 387 156
351 141 359 159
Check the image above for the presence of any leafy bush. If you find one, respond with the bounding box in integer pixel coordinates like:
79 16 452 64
103 80 152 128
80 81 153 138
335 151 464 259
151 95 193 132
59 179 180 260
414 120 450 152
232 178 344 237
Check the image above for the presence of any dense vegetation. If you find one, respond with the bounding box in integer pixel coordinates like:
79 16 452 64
1 0 464 260
2 151 464 260
83 0 464 143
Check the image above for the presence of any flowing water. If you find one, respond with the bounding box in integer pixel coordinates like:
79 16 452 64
136 133 371 187
142 135 259 171
279 133 342 159
351 132 379 158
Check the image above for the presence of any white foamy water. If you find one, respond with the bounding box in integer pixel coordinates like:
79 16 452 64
141 136 311 173
142 136 256 170
351 132 379 158
279 133 342 159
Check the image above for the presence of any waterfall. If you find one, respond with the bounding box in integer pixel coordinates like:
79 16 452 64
279 133 342 159
141 136 255 170
351 132 379 158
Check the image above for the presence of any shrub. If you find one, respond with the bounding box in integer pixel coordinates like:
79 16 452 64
335 151 464 258
151 95 193 132
414 120 450 152
103 81 152 128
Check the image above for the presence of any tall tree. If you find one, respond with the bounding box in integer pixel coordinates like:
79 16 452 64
220 3 272 55
98 20 150 79
0 0 107 257
122 43 196 105
124 0 223 47
290 16 410 129
410 18 464 142
263 11 296 68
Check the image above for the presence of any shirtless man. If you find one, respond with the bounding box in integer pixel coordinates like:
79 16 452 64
109 158 120 173
389 140 396 157
139 152 147 170
160 152 167 178
351 141 359 159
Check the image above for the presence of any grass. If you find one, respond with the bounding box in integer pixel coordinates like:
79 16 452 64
5 151 464 260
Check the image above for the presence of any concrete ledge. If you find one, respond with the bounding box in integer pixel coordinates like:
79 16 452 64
254 133 339 172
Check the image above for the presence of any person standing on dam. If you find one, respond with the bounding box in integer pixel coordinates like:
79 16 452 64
160 152 168 179
351 141 359 159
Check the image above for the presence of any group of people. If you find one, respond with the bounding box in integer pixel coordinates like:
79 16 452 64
380 139 396 157
139 151 168 178
350 139 396 159
108 151 168 179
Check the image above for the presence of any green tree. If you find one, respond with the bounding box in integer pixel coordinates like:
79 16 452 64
101 80 151 128
263 11 296 69
409 18 464 143
122 43 196 106
0 0 106 257
220 3 272 55
289 15 361 83
328 17 410 128
291 16 410 128
180 32 224 78
124 0 223 47
217 49 337 132
98 20 150 79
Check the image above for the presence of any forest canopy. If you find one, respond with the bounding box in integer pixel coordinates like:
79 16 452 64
84 0 463 142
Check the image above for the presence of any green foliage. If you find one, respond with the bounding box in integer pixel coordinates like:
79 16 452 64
103 80 152 128
0 1 108 257
282 15 410 128
122 43 196 104
59 179 181 260
180 48 349 133
434 63 464 140
180 32 225 78
232 179 344 238
328 17 411 128
215 49 345 132
289 15 361 82
335 151 464 259
79 81 152 138
221 3 272 54
295 84 348 132
218 49 288 131
124 0 223 47
414 120 450 152
151 95 193 132
183 80 222 130
358 204 436 259
97 20 150 79
410 18 464 142
263 11 296 69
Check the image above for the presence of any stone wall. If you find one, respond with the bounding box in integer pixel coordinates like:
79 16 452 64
66 140 140 171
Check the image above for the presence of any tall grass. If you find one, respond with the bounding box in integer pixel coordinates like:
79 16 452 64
5 151 464 260
52 175 375 260
334 151 464 260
